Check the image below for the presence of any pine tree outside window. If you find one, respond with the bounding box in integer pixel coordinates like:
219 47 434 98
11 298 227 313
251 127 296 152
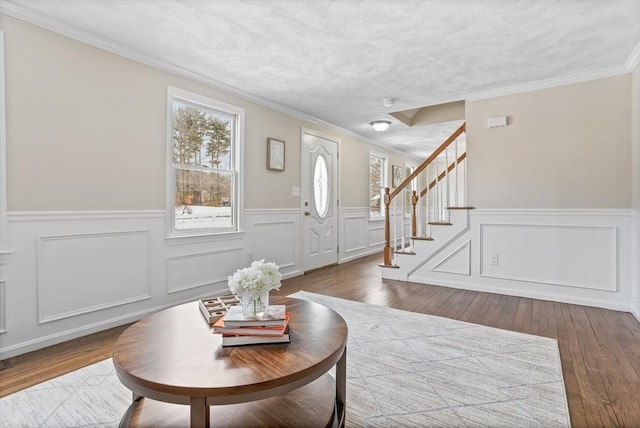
369 152 387 219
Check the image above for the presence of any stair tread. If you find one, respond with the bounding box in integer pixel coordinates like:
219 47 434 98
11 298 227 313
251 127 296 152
447 206 475 210
394 250 416 255
428 222 452 225
379 263 399 269
412 236 434 241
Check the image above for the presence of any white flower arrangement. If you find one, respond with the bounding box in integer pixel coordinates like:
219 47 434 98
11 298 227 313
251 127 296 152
228 259 282 296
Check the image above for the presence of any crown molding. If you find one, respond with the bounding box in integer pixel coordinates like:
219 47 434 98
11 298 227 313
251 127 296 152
625 41 640 71
467 62 631 101
0 3 419 161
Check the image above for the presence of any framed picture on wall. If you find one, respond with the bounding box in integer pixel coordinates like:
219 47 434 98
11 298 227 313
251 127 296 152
392 165 402 187
267 138 285 171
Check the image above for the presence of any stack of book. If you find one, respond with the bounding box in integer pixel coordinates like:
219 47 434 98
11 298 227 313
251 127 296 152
213 304 291 346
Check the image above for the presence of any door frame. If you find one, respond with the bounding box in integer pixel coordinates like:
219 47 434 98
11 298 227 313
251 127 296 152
300 127 340 273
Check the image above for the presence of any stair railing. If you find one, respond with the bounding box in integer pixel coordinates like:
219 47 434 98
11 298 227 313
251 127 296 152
382 122 466 267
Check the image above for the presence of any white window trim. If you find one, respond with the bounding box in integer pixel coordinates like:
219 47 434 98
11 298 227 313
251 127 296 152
369 151 388 221
165 86 244 239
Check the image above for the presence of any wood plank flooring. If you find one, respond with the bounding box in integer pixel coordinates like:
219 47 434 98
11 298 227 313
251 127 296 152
1 253 639 426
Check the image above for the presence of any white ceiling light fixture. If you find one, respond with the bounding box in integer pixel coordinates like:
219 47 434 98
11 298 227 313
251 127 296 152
370 120 391 132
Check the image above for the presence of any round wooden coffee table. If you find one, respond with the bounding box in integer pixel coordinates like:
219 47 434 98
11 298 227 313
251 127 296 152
112 297 347 428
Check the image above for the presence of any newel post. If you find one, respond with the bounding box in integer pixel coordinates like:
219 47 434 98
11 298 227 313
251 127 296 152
411 190 418 238
383 187 393 266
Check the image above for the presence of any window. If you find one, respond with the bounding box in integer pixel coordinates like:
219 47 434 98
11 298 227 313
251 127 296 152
404 164 416 216
369 152 387 218
313 155 329 218
167 87 244 236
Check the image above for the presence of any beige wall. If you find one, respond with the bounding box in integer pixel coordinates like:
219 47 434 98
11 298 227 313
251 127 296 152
1 15 413 211
467 75 631 209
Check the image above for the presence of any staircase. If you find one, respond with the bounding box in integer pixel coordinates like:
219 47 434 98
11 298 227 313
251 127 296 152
381 122 473 281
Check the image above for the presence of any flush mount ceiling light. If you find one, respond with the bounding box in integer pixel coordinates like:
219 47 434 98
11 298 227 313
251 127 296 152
370 120 391 132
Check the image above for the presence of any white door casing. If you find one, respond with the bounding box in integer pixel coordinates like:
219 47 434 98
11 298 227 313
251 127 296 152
301 130 338 272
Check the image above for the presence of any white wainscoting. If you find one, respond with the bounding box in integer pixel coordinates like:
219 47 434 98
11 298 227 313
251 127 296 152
1 207 392 358
409 209 634 312
37 230 152 323
166 245 243 294
0 279 6 334
244 209 302 278
479 224 616 291
631 210 640 322
0 250 9 334
339 208 389 263
1 209 306 359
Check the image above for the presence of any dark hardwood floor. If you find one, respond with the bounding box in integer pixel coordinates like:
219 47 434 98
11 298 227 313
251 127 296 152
1 253 639 426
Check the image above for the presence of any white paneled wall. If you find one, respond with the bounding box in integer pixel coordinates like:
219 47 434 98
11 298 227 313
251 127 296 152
244 209 301 276
0 207 383 358
406 209 634 311
339 208 398 263
7 206 631 358
479 224 616 291
632 211 640 321
37 230 152 323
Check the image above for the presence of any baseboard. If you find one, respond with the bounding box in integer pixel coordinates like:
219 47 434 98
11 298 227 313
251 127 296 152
631 300 640 323
409 276 629 312
281 269 303 280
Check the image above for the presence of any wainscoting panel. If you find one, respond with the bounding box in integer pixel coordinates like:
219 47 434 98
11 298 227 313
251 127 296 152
340 208 385 263
368 224 385 247
480 224 616 291
245 209 301 277
252 220 297 270
166 246 243 294
343 214 368 254
36 231 151 323
432 240 471 276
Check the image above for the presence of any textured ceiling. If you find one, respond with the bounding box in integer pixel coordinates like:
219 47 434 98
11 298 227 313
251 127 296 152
2 0 639 159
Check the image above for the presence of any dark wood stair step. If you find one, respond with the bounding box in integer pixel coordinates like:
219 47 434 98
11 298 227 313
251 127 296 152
447 206 475 210
428 222 452 226
412 236 434 241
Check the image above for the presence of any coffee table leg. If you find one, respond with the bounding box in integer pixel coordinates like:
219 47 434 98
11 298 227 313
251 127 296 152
190 397 210 428
336 346 347 428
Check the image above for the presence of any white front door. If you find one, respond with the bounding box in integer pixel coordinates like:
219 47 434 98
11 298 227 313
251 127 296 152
301 130 338 272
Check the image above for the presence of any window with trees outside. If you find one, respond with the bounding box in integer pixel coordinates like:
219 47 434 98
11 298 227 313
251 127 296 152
405 164 416 216
370 152 387 218
168 87 244 235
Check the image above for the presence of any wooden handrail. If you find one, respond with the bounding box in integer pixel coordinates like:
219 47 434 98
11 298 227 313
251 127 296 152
419 152 467 198
388 122 465 201
382 122 466 266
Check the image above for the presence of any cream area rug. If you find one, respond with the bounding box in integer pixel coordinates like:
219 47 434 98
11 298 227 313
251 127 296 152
0 291 570 427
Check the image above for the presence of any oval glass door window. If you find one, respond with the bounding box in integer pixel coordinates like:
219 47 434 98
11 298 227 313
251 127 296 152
313 155 329 218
